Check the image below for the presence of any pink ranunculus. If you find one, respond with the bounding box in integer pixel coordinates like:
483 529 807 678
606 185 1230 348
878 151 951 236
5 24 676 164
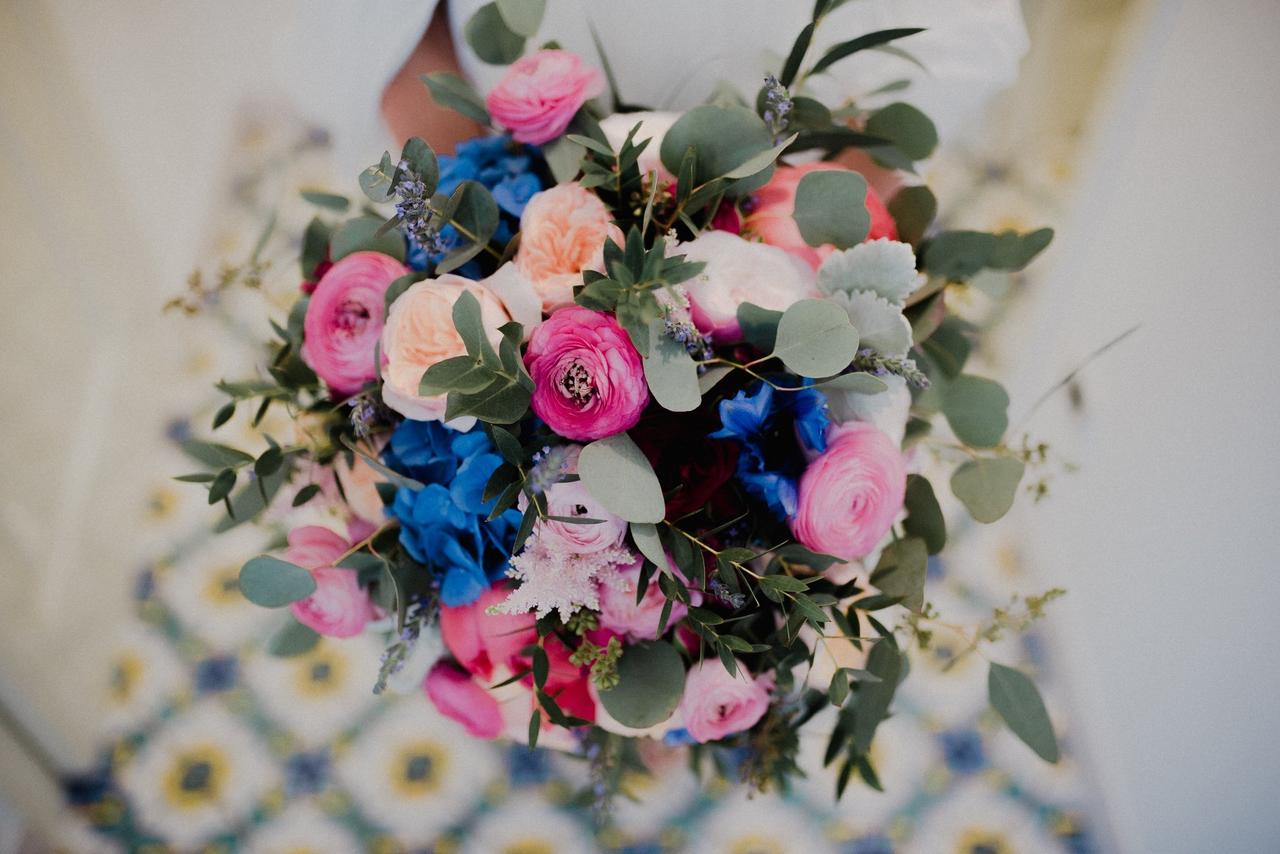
485 50 605 145
515 183 624 312
289 567 375 638
424 660 505 738
678 658 771 743
302 251 408 396
678 231 818 343
598 556 701 641
791 421 907 560
744 162 898 271
439 584 537 680
522 448 626 554
282 525 349 570
524 306 649 441
539 635 597 723
379 275 510 423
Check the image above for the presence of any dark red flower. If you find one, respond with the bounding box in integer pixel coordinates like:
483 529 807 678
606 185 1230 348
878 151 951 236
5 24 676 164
632 409 740 519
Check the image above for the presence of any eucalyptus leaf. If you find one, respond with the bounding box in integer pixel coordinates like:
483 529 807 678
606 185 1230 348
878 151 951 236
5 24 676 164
870 537 927 612
793 170 871 249
643 321 701 412
578 433 666 523
495 0 545 37
951 457 1025 523
698 365 734 395
771 299 860 377
852 636 902 753
864 102 938 162
267 618 321 657
923 230 997 280
444 377 531 424
358 151 397 203
464 2 525 64
902 475 946 554
421 72 491 125
808 28 925 77
399 137 439 195
419 354 492 396
989 662 1060 763
330 216 406 262
658 105 776 196
300 191 349 212
239 555 316 608
629 522 669 572
542 135 584 183
737 303 783 352
887 185 937 246
598 640 685 728
435 181 499 274
942 375 1009 448
818 372 888 394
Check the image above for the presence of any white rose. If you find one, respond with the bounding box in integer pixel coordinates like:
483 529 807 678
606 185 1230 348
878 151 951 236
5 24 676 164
598 110 679 181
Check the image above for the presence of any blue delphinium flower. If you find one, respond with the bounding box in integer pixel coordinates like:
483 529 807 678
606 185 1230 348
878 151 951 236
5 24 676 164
406 135 544 276
710 380 830 518
383 419 522 607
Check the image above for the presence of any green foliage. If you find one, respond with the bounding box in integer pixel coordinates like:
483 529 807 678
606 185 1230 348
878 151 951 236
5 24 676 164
299 191 349 212
771 299 861 377
737 303 783 352
574 229 704 355
598 640 685 728
942 375 1009 448
578 433 666 523
887 185 937 246
902 475 946 554
792 170 871 248
865 102 938 168
330 216 406 262
643 320 701 412
989 662 1060 763
658 105 777 196
421 72 491 125
416 293 532 425
239 555 316 608
628 523 668 572
951 456 1025 523
266 618 320 657
463 2 526 64
923 228 1054 280
495 0 545 38
435 180 500 273
358 151 397 203
808 29 925 77
870 537 928 611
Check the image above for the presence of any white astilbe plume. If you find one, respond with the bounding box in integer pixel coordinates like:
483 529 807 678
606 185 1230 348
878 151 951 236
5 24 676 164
491 539 635 620
817 238 923 304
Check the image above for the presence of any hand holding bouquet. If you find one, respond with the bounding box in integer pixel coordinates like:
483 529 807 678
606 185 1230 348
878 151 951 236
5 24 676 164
180 1 1061 802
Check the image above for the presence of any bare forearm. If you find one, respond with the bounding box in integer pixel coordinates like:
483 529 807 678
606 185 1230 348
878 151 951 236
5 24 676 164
380 6 482 154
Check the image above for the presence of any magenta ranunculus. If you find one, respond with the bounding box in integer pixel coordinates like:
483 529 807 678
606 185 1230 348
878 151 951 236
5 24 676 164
678 658 771 743
524 307 649 441
302 251 408 396
424 660 505 739
485 50 605 145
790 421 907 560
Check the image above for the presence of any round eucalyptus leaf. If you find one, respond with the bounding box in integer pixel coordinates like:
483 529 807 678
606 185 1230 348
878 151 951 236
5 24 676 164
239 555 316 608
463 2 525 65
658 105 775 194
792 170 871 249
330 216 406 262
771 299 860 378
989 662 1060 763
942 374 1009 448
865 102 938 162
267 618 320 657
598 640 685 728
951 457 1025 523
643 321 701 412
578 433 666 523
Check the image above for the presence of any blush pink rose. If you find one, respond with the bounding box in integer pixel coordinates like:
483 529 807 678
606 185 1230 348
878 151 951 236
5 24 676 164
302 251 408 396
679 231 818 343
486 50 605 145
744 162 898 271
522 447 626 554
424 660 505 738
439 583 537 680
524 306 649 441
791 421 907 560
598 557 701 641
515 183 624 311
678 658 771 743
380 275 510 423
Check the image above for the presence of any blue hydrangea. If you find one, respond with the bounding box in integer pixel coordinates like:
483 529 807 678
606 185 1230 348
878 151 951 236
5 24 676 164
710 381 830 518
383 419 522 607
406 135 544 275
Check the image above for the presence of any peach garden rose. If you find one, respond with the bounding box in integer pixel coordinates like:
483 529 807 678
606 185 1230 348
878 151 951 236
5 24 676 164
379 275 510 423
515 182 624 311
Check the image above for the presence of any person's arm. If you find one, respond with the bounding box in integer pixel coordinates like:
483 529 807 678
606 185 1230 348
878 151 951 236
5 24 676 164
380 5 483 154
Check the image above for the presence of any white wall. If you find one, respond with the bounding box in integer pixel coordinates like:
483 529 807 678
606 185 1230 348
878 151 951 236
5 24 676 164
1008 1 1280 850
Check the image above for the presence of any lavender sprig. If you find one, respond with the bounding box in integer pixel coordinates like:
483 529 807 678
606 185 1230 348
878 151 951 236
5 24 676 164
852 348 931 389
762 74 794 141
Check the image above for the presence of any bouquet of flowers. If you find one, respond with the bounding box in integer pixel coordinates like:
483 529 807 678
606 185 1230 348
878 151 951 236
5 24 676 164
179 1 1061 802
